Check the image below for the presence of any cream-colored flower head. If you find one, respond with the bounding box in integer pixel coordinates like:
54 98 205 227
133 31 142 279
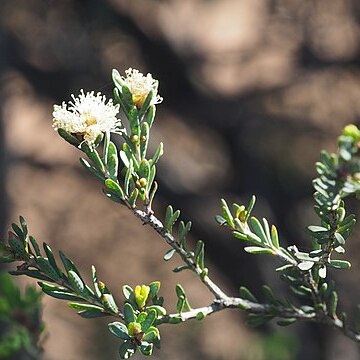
122 68 163 108
52 90 121 145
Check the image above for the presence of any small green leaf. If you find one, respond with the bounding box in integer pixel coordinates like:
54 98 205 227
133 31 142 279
29 236 41 256
148 281 161 299
37 257 60 281
329 291 338 319
247 313 273 327
141 309 157 332
142 329 158 342
138 90 154 119
328 260 351 269
92 265 102 298
194 240 205 269
43 243 61 277
245 195 256 222
124 303 136 325
128 188 139 207
119 341 137 359
239 286 257 302
152 142 164 165
145 305 166 316
57 128 81 147
78 309 110 318
68 270 85 294
80 158 105 180
233 231 247 241
122 285 133 300
298 261 314 271
41 288 82 302
9 270 52 282
145 105 156 128
140 122 150 159
271 225 279 249
250 217 269 245
277 318 297 326
244 246 274 255
173 265 190 273
221 199 234 228
105 179 125 199
102 293 119 314
175 284 191 311
164 249 176 261
108 322 130 340
334 232 345 245
139 343 153 356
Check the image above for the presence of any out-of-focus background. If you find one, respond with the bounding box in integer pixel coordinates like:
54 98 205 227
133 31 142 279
1 0 360 359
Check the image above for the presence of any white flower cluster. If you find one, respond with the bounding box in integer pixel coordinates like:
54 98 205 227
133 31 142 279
122 68 163 108
52 90 121 145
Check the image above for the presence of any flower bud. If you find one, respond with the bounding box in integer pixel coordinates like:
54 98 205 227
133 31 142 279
134 284 150 309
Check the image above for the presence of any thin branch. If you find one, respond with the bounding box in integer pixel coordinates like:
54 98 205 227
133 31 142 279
133 209 229 300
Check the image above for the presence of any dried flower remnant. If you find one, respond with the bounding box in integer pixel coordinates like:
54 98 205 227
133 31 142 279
122 68 163 108
52 90 122 146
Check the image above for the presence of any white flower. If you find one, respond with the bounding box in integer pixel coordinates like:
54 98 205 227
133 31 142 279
52 90 121 145
122 68 163 108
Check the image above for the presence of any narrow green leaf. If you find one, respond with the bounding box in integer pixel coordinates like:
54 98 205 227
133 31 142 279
145 105 156 128
277 318 297 326
247 313 273 327
68 270 85 294
138 90 154 119
173 265 190 273
194 240 205 269
57 129 81 147
245 195 256 222
250 217 269 245
37 257 60 281
79 158 105 180
92 265 102 298
128 188 139 207
233 231 247 241
29 236 41 256
239 286 257 302
9 270 52 282
163 248 176 261
244 246 274 255
152 142 164 165
43 243 61 277
271 225 279 249
329 291 338 318
140 122 150 159
328 260 351 269
102 293 119 314
221 199 234 228
41 288 82 301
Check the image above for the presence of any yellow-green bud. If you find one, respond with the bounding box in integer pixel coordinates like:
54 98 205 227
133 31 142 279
128 322 142 336
134 284 150 309
137 178 147 188
343 124 360 140
130 134 139 143
98 281 105 291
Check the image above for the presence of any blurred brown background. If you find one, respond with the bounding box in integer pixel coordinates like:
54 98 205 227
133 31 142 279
1 0 360 359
